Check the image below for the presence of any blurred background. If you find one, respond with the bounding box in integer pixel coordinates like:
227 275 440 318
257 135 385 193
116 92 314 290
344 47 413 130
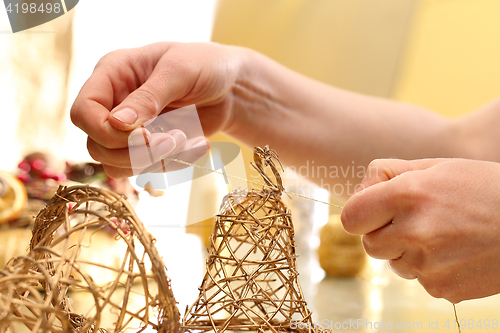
1 0 500 332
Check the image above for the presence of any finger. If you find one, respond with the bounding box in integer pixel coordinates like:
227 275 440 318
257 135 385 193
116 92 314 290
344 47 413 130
341 168 430 235
341 179 395 235
137 136 209 174
108 45 202 131
157 130 187 157
87 137 131 168
131 130 189 169
89 130 185 169
105 163 193 179
361 224 404 260
71 43 173 148
103 160 174 179
128 127 152 147
101 137 209 178
388 258 418 280
360 158 448 190
102 164 134 179
71 75 131 149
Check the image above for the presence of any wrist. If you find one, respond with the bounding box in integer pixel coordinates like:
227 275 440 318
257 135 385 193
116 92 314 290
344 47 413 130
224 47 284 140
451 99 500 162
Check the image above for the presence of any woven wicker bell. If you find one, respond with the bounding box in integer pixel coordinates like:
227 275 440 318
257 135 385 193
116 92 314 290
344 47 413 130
182 146 316 333
0 185 179 333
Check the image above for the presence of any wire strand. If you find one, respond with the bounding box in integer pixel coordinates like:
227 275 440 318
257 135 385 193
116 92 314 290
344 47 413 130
453 304 461 333
164 157 343 209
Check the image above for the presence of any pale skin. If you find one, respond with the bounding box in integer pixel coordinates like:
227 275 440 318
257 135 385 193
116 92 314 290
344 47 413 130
342 158 500 303
71 42 500 303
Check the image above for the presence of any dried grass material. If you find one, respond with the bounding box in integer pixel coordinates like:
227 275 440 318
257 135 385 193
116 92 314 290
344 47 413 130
182 146 317 333
0 185 180 333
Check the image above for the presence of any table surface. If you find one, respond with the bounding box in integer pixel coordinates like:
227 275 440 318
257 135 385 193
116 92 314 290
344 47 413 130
150 225 500 333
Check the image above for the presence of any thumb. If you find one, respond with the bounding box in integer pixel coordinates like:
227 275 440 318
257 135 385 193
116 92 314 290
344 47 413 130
358 158 449 191
108 52 194 131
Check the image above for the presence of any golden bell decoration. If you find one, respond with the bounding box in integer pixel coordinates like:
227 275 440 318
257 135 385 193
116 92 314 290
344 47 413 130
182 146 317 333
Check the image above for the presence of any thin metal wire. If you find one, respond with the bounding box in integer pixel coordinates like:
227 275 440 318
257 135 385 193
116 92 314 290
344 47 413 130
134 125 342 209
164 157 343 209
453 304 461 333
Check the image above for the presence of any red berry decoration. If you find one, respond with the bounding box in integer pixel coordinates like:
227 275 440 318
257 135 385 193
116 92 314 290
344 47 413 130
40 171 54 180
17 172 31 183
53 174 67 182
18 160 31 172
30 159 45 172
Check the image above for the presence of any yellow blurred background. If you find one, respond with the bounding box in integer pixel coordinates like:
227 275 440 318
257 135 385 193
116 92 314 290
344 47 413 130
210 0 500 184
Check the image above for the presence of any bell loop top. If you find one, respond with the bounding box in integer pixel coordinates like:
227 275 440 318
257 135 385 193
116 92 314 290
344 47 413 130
251 145 284 195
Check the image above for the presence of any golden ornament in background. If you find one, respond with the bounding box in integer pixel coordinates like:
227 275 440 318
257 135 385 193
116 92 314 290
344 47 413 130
318 214 366 277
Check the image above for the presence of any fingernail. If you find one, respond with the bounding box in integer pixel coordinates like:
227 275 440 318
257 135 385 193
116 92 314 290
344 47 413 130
128 128 151 147
193 138 208 149
157 139 176 159
112 108 137 125
171 131 186 144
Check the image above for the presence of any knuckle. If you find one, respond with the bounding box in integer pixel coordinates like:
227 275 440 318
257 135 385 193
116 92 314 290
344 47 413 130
361 234 377 256
367 158 385 168
70 104 82 128
86 139 102 163
394 225 433 263
164 56 193 74
100 133 126 150
366 158 391 171
413 232 436 258
137 87 159 108
96 49 125 67
364 159 388 181
410 254 430 275
102 164 119 179
161 56 199 85
421 280 444 299
388 258 417 280
340 206 358 234
419 276 455 301
95 54 112 70
361 233 389 259
103 165 132 179
394 175 427 206
130 88 160 118
365 158 405 182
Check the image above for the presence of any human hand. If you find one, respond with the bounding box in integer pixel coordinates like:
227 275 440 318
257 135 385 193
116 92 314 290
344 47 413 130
341 158 500 303
71 42 242 178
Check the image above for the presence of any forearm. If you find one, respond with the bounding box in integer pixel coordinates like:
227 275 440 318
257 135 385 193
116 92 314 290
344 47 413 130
450 97 500 162
225 47 455 196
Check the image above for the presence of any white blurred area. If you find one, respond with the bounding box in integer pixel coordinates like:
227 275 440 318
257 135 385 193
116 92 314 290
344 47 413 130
0 0 219 222
0 0 218 312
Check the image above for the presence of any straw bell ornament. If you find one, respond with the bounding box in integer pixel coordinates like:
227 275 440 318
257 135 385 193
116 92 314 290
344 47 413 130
182 146 319 333
0 185 179 333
